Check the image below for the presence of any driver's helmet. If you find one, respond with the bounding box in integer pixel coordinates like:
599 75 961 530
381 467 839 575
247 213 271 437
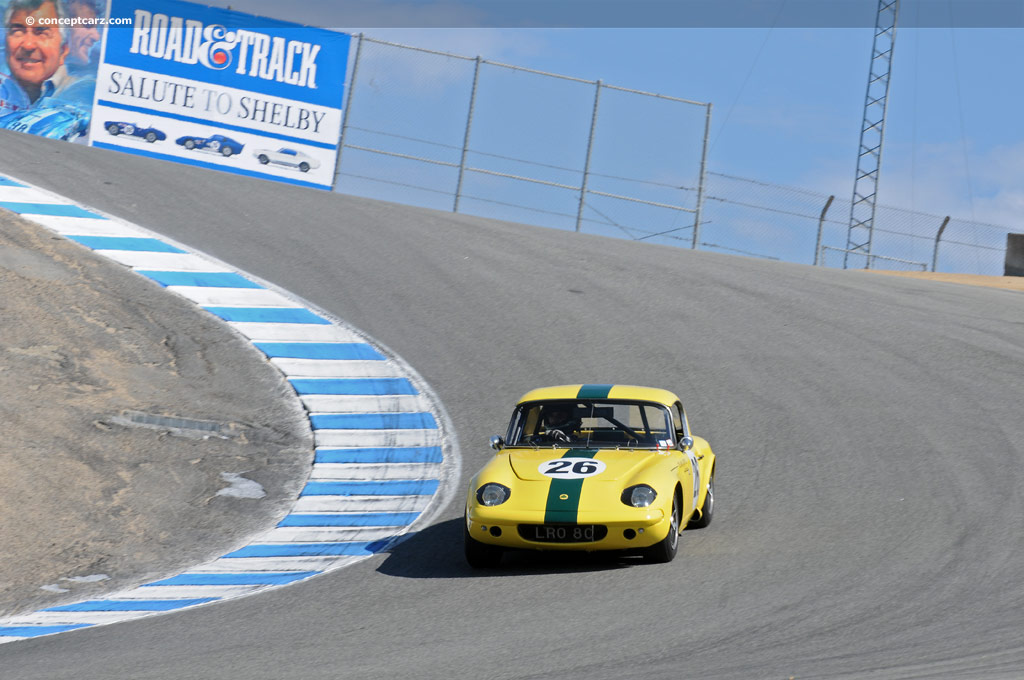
542 404 573 428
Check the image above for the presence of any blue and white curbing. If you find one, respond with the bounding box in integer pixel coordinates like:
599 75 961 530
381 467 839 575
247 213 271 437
0 173 461 644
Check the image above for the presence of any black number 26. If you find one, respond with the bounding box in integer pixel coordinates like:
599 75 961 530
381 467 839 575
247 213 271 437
544 460 599 475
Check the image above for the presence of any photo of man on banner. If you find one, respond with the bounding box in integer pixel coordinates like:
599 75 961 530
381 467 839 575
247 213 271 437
0 0 102 141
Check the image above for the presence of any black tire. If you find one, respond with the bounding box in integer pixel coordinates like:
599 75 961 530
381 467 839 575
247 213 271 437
643 492 680 564
464 521 503 569
145 131 157 143
298 162 310 172
107 124 119 135
257 154 270 164
688 471 714 529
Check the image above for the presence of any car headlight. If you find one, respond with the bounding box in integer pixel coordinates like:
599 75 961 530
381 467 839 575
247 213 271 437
476 483 511 507
622 484 657 508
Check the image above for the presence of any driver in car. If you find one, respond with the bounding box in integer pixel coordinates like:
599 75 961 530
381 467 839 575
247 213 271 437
537 404 581 444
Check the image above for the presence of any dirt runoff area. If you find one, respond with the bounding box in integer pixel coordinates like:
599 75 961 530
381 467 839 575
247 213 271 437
860 269 1024 292
0 211 313 618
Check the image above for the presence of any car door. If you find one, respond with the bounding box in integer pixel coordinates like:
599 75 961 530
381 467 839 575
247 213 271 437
673 402 699 516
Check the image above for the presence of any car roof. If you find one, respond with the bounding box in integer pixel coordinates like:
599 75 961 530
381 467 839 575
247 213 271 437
516 384 681 407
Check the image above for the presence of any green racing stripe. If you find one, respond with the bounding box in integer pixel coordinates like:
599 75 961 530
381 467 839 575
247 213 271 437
542 386 613 522
577 384 614 399
543 449 599 524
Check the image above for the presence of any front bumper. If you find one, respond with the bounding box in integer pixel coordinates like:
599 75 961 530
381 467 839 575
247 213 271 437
466 506 670 551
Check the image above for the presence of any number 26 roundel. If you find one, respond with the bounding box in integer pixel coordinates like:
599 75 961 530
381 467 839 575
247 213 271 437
538 459 606 479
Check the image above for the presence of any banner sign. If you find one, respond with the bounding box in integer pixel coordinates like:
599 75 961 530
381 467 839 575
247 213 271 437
89 0 349 189
0 0 107 143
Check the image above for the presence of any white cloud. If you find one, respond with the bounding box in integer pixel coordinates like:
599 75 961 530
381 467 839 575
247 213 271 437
879 140 1024 229
330 29 552 99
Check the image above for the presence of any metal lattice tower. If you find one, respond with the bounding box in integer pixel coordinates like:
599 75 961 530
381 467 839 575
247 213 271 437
844 0 899 269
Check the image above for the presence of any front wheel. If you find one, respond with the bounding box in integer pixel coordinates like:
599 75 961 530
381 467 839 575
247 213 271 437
221 146 234 157
688 472 714 529
643 494 680 564
464 520 503 569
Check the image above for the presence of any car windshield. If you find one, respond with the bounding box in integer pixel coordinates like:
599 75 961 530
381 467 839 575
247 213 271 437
505 400 675 449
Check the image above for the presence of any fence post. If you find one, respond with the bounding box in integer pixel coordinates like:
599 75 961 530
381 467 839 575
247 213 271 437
692 101 712 249
814 195 835 266
575 79 602 232
454 56 482 214
333 33 364 191
931 215 950 272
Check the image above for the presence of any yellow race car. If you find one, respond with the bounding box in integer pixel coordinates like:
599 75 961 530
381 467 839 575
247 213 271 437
464 384 716 567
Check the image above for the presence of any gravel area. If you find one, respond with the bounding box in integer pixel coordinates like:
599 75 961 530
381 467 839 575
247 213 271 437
0 211 313 617
861 269 1024 291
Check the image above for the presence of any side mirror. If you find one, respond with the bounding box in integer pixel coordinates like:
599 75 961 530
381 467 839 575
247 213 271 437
679 436 694 451
490 436 505 451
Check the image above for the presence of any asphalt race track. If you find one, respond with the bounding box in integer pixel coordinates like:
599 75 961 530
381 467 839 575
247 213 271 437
2 130 1023 679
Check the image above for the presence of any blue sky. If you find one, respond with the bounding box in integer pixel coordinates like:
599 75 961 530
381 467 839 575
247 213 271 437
202 1 1024 232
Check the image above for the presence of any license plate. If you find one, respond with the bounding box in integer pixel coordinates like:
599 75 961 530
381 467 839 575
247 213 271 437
519 524 603 543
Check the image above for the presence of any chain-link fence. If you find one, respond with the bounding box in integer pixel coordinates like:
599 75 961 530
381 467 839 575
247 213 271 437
334 35 1016 277
701 172 1013 275
335 35 710 242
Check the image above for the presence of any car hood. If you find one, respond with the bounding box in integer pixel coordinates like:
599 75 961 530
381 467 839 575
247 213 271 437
506 447 671 482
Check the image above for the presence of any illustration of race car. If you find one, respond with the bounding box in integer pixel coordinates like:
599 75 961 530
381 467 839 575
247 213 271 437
104 121 166 143
464 385 716 568
253 147 320 173
175 133 244 157
0 104 89 141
